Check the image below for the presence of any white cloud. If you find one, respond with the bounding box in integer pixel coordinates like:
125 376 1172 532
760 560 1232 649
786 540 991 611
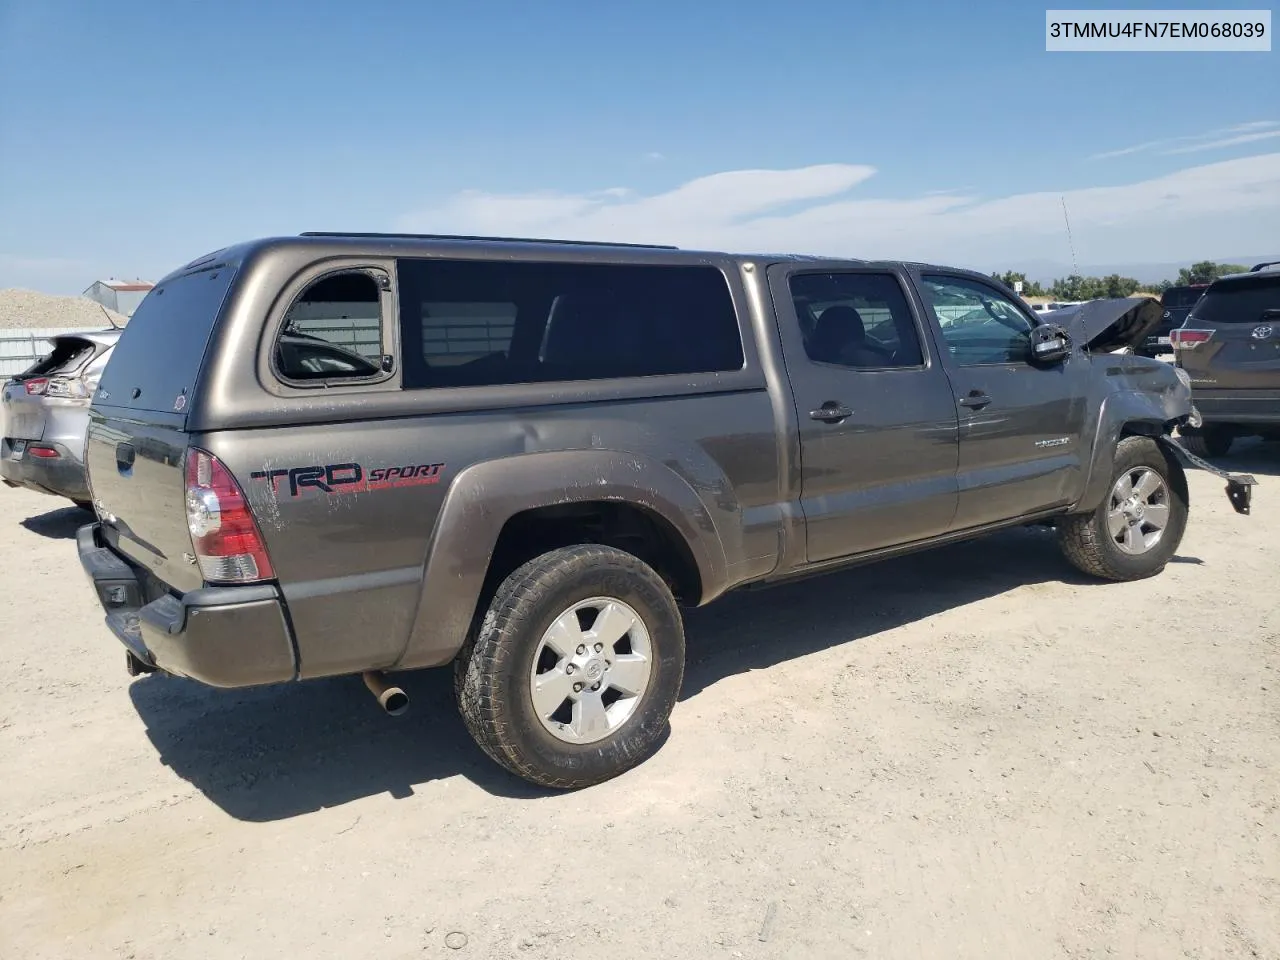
642 151 666 162
1089 120 1280 160
398 153 1280 271
1164 129 1280 154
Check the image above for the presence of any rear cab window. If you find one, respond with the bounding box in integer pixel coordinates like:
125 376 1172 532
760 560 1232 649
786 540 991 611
96 266 238 414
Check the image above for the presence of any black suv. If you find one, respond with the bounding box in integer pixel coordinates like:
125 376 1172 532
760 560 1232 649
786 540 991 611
1173 262 1280 456
1138 284 1206 357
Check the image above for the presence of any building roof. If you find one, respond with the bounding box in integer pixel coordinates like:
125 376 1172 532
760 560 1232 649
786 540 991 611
90 280 154 292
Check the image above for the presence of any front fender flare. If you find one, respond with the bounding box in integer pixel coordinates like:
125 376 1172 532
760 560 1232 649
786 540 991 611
1076 389 1185 513
392 449 729 670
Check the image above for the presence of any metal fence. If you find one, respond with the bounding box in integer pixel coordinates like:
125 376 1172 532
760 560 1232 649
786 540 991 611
0 327 106 377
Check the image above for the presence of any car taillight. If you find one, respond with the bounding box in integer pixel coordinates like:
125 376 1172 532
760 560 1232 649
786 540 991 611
45 377 89 399
27 445 59 458
184 448 275 584
1170 329 1214 350
25 378 48 395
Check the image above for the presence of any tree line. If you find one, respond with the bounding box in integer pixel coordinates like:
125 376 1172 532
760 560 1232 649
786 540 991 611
992 261 1250 302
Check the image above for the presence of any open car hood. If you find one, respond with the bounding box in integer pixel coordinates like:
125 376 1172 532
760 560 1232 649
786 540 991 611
1049 297 1165 353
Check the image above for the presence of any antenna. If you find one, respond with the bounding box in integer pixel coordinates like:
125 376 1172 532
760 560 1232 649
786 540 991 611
1061 196 1080 275
97 303 120 329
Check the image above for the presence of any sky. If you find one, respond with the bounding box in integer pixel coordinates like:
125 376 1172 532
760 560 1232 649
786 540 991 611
0 0 1277 293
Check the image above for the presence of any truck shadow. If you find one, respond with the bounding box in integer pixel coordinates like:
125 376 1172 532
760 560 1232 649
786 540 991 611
127 525 1193 821
19 504 89 540
681 525 1098 700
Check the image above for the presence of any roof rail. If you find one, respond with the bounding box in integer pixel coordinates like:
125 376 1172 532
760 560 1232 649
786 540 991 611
1249 259 1280 272
298 231 679 250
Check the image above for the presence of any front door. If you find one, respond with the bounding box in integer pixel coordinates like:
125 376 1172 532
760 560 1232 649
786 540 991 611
914 272 1088 531
769 265 960 563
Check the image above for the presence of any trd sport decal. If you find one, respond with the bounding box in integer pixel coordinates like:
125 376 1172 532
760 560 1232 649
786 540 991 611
250 462 445 498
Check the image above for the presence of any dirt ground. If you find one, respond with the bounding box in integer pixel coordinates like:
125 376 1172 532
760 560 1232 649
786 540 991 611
2 446 1278 960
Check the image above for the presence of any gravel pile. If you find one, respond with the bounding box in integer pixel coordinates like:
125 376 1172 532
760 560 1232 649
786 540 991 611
0 288 128 330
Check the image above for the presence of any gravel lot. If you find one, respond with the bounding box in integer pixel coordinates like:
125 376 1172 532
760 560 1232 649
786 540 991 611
2 447 1278 960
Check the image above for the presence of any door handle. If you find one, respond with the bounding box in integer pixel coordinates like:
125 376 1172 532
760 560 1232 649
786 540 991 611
958 393 991 410
809 402 853 423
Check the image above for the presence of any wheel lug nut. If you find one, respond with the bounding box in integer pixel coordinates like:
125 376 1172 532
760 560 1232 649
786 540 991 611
576 645 586 655
594 643 603 653
566 664 576 675
573 682 584 693
591 682 601 691
605 660 612 668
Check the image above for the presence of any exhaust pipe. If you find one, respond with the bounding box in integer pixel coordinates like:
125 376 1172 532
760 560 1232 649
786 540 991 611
362 670 409 717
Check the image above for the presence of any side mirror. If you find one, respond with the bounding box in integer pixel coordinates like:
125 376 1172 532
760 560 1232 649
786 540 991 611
1028 323 1071 366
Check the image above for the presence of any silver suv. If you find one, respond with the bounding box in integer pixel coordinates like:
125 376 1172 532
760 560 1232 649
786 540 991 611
1 329 121 510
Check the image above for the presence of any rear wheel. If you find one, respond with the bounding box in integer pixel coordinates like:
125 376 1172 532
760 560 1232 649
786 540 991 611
1179 425 1233 458
454 544 685 789
1058 436 1188 581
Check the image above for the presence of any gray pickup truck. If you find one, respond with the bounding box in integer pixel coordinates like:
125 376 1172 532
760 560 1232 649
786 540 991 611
75 233 1254 789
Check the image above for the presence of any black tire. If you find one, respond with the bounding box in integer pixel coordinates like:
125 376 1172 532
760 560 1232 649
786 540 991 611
1179 425 1233 459
454 544 685 789
1058 436 1189 581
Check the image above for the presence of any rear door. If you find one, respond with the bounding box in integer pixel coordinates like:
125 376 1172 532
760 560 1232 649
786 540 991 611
1177 273 1280 391
86 263 239 593
914 271 1089 530
767 263 960 562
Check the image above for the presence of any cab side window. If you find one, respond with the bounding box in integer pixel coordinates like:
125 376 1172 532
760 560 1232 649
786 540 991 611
789 272 925 370
275 271 387 381
921 275 1035 365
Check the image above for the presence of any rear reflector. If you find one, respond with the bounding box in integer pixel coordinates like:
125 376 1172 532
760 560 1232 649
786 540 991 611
27 445 59 459
1170 328 1214 350
184 448 275 584
24 378 48 395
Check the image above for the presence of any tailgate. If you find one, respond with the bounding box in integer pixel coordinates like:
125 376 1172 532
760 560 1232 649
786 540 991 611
1 379 49 442
85 412 202 593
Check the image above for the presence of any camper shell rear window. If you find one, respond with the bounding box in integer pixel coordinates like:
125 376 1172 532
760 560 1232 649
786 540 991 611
94 266 237 413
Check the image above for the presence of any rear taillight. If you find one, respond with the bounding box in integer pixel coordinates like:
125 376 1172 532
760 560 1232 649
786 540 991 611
1170 329 1214 350
24 378 48 395
27 445 59 458
45 377 89 399
184 448 275 584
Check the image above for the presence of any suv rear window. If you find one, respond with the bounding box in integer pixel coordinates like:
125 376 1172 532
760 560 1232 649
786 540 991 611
395 258 744 389
95 266 237 413
16 336 97 380
1161 286 1205 308
1190 275 1280 324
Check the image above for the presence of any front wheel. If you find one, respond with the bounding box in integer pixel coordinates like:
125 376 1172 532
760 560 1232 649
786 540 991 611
1058 436 1189 581
454 544 685 789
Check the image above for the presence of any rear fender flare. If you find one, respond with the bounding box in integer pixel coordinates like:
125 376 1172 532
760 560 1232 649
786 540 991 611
392 449 729 670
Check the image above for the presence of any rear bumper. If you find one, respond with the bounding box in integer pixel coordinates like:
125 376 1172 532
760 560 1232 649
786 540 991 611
0 439 90 500
76 522 298 687
1190 392 1280 427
